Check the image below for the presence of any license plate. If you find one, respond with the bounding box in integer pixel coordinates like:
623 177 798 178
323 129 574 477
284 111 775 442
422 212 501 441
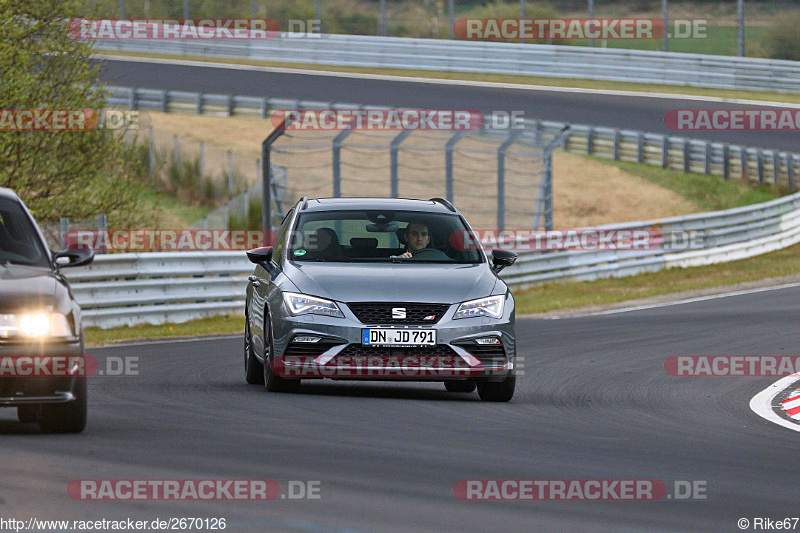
362 328 436 346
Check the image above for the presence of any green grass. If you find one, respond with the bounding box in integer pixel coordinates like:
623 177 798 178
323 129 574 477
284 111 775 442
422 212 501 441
514 240 800 314
85 314 242 346
582 155 787 212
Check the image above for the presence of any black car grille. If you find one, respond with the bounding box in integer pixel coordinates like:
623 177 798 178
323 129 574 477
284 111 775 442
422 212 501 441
347 303 450 325
454 342 507 367
339 344 457 356
284 340 343 356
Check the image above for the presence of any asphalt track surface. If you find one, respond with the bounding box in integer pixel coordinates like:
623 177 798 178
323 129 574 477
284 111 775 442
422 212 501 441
94 58 800 152
2 287 798 532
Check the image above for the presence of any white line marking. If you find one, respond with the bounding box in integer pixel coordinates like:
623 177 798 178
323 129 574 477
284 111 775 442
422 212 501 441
92 334 240 349
544 281 800 319
749 373 800 432
94 54 800 107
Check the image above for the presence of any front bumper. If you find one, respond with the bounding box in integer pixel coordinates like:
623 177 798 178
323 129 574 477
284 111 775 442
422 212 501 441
271 297 516 381
0 339 83 407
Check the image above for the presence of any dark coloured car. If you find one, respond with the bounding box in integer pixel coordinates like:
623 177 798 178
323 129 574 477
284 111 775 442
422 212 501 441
0 188 93 432
244 197 518 401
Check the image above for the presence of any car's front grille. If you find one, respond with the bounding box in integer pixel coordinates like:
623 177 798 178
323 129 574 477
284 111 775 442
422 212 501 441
284 340 344 356
347 302 450 325
338 343 457 356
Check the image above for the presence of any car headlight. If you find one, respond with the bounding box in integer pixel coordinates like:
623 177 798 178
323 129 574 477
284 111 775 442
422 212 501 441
0 312 73 338
453 295 505 320
283 292 344 318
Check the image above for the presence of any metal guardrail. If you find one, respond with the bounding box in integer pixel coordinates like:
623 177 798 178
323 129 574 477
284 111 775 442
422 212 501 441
65 190 800 329
94 34 800 93
108 85 800 188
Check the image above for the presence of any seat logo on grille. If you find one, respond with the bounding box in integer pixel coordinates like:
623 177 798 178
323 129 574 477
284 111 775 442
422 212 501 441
392 307 406 319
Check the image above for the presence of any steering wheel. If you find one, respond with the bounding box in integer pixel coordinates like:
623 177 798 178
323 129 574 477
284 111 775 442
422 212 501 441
411 248 450 260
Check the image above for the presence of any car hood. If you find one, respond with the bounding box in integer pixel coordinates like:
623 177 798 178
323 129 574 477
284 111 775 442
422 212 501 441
285 262 499 304
0 264 58 312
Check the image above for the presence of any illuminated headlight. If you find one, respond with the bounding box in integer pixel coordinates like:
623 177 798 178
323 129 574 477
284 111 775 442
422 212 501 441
283 292 344 318
0 312 72 338
453 295 505 320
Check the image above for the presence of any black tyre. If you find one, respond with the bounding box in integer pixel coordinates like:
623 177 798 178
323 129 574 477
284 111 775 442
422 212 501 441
477 374 515 402
263 314 300 393
444 380 477 393
244 317 265 385
17 405 39 423
39 377 87 433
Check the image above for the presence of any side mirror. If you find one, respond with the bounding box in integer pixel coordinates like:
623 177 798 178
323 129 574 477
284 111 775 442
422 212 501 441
246 246 274 265
53 249 94 268
491 250 517 273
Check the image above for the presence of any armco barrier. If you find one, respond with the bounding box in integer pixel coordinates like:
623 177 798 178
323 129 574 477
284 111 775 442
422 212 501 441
65 191 800 328
93 34 800 93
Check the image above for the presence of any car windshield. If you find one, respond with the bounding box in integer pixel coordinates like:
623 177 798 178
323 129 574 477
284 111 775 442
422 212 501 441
0 197 49 267
289 210 483 264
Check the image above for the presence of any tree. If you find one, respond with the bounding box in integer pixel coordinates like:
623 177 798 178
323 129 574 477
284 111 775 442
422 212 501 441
0 0 147 224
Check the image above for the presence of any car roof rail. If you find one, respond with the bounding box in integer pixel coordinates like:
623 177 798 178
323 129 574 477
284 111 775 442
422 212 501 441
429 197 456 212
299 196 308 210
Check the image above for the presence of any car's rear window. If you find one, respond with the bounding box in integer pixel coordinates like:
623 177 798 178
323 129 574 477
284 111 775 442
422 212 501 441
289 210 484 264
0 197 49 267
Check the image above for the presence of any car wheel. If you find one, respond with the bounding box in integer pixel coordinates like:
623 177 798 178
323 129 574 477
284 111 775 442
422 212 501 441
17 405 39 423
444 380 476 393
263 313 300 393
477 374 515 402
39 377 87 433
244 316 264 385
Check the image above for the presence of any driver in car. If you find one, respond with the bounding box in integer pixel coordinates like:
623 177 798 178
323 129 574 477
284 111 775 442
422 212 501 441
398 221 430 258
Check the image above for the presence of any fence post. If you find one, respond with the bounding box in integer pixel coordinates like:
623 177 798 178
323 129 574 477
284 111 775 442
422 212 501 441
227 150 234 198
148 126 154 177
59 218 69 251
637 131 645 163
445 131 467 203
788 154 796 190
661 135 669 168
390 130 412 198
333 127 355 198
722 144 730 181
613 129 621 161
497 130 524 231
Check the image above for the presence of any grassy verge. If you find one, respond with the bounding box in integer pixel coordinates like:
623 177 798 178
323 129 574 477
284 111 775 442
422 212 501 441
96 50 800 105
85 314 242 346
514 240 800 314
580 155 787 212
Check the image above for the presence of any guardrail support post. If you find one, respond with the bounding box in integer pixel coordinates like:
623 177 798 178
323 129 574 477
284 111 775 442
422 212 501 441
261 98 270 119
59 218 68 251
722 144 730 181
613 130 621 161
497 130 524 231
227 95 234 117
332 127 355 198
740 148 748 180
196 92 203 115
586 126 594 155
704 141 711 175
661 136 669 168
757 150 764 184
161 90 168 113
390 130 412 198
788 154 796 190
129 87 137 110
445 131 468 203
683 139 690 173
637 131 645 163
772 151 781 185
